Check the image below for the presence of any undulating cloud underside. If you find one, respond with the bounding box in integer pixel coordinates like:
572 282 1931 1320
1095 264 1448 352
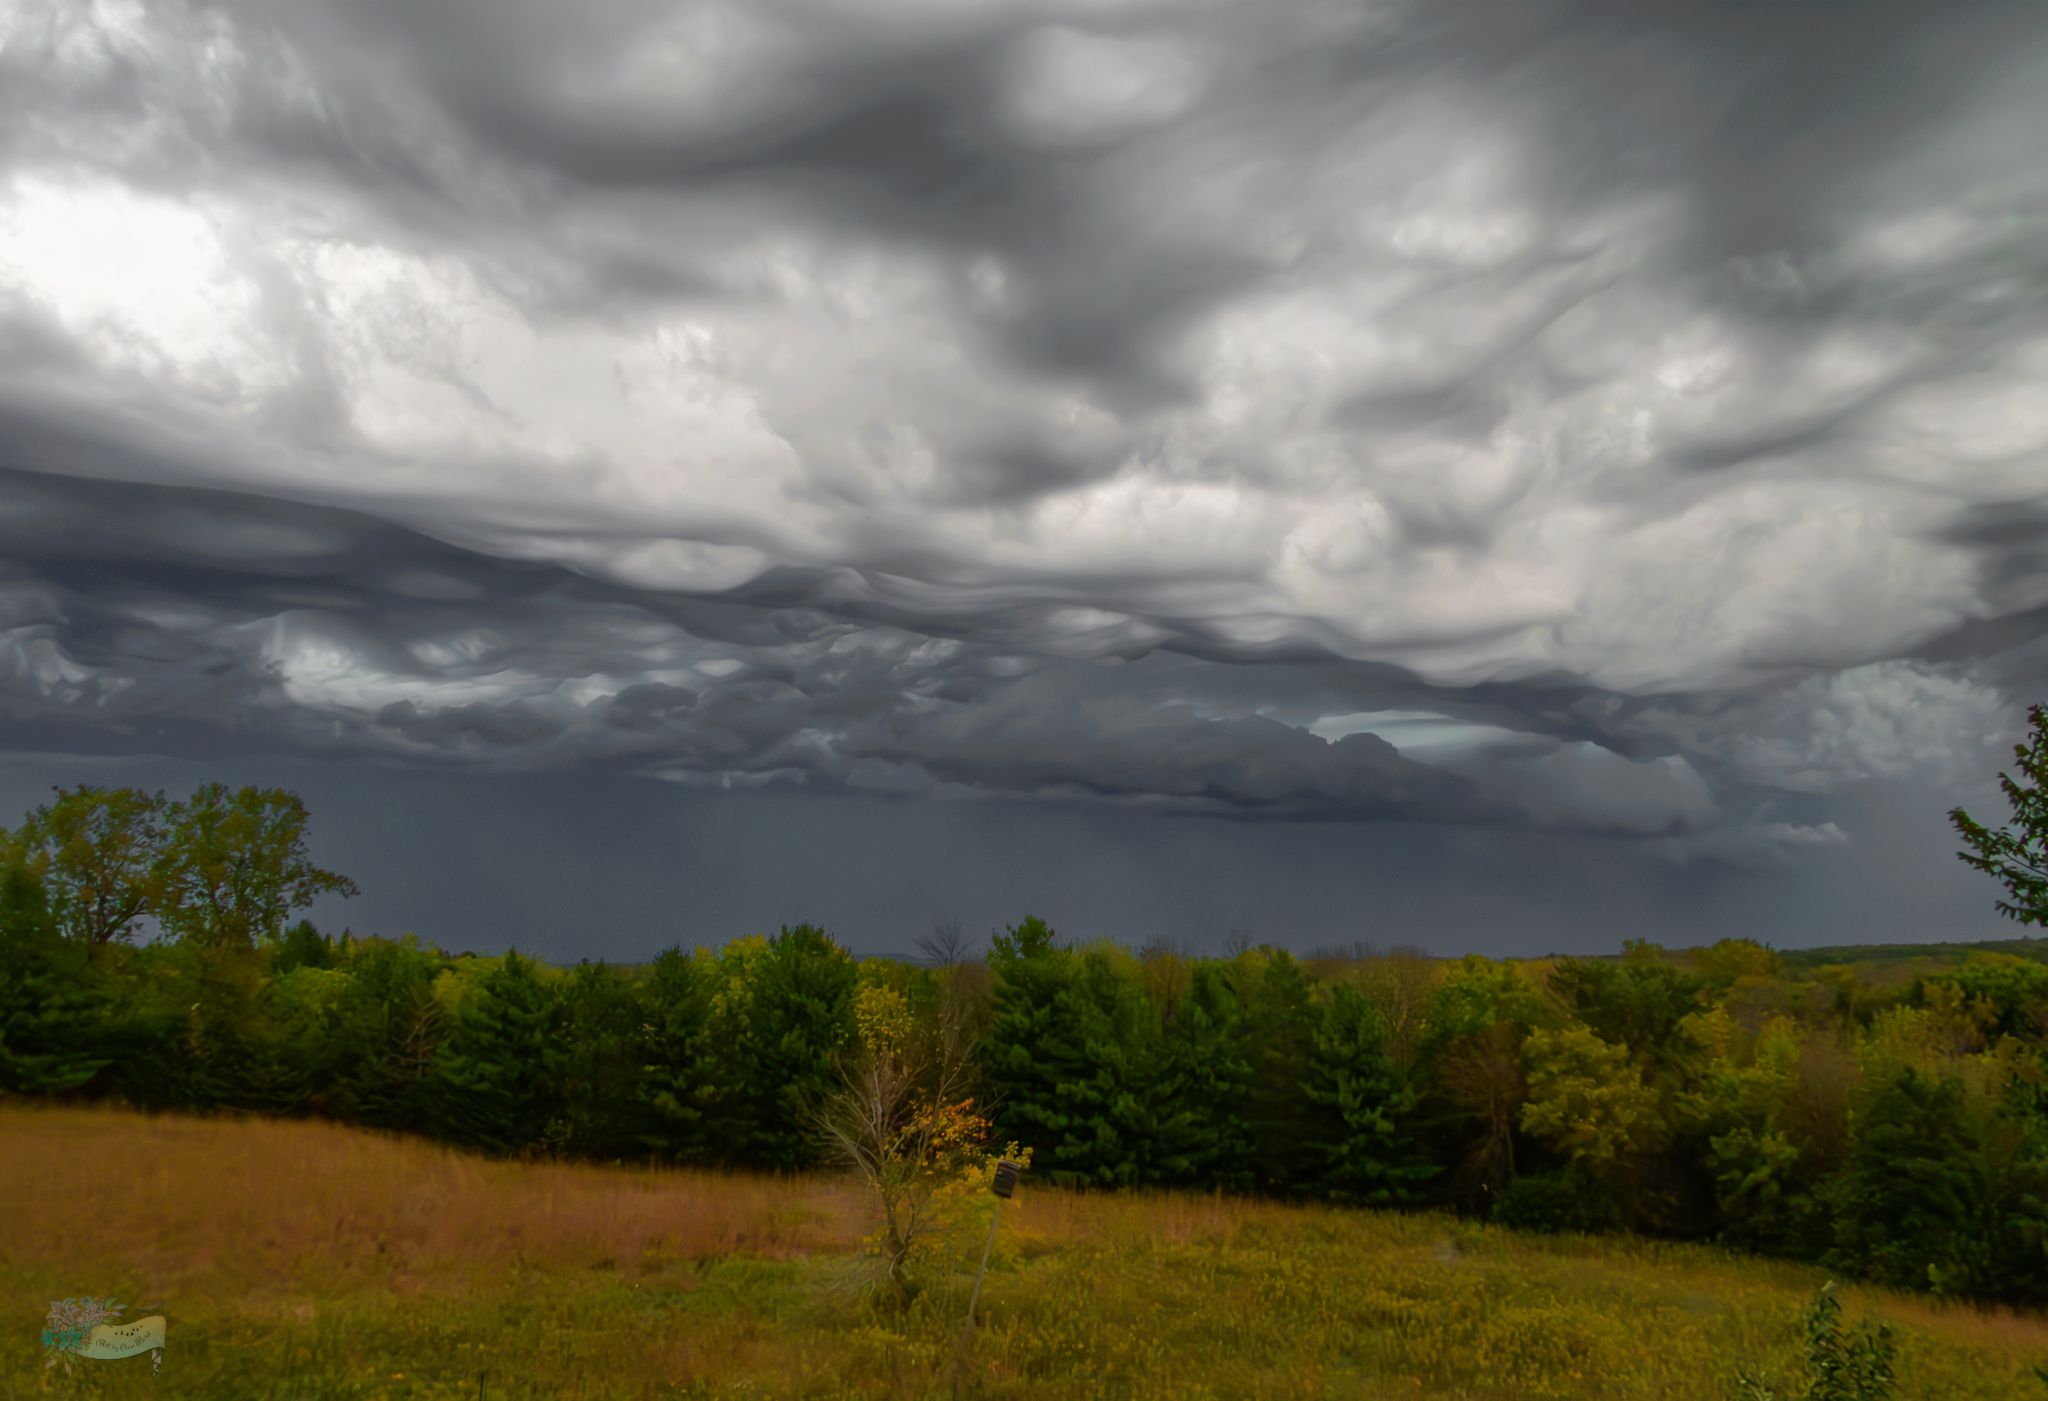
2 0 2045 950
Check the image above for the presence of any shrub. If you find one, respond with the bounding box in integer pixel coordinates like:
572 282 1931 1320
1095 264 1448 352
1732 1282 1897 1401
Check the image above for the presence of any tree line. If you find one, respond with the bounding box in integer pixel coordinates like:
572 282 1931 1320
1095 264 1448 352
1 708 2046 1309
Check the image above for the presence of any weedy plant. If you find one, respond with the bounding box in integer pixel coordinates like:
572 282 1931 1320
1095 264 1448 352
816 977 1030 1309
1731 1282 1897 1401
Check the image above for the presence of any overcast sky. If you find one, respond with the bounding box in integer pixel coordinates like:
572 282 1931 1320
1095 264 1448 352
2 0 2045 962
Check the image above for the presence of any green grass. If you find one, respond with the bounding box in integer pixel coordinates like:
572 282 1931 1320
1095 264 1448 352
4 1104 2045 1398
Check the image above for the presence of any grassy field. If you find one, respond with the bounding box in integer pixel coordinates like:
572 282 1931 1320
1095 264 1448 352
4 1105 2046 1399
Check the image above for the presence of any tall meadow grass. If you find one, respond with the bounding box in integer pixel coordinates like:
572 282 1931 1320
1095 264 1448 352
4 1103 2043 1398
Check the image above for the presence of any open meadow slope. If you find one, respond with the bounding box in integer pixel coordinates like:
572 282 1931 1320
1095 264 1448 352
4 1105 2045 1400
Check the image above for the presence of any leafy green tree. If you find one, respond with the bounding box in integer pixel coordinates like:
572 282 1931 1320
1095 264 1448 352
1826 1065 2048 1302
1695 937 1783 991
1419 956 1551 1205
113 938 307 1112
0 861 112 1094
1711 1126 1820 1253
1970 1079 2048 1305
1701 1017 1834 1257
1549 941 1708 1080
1518 1025 1665 1228
156 785 358 948
1915 957 2048 1044
1303 980 1434 1205
5 785 171 948
990 913 1059 963
265 959 356 1113
1950 702 2048 926
1544 944 1724 1231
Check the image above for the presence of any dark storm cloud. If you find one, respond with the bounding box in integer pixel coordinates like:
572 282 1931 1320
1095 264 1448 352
0 457 1719 833
3 0 2047 951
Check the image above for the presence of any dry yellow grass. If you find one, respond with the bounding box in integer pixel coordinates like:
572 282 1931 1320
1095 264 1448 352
4 1102 2045 1399
5 1103 865 1295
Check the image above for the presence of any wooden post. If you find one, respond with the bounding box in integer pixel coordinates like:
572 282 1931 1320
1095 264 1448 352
963 1197 1003 1336
950 1158 1019 1394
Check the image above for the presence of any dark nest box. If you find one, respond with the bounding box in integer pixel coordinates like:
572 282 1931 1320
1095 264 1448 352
992 1159 1020 1199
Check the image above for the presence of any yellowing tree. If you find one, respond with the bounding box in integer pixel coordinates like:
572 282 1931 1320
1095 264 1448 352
4 785 171 948
1520 1026 1665 1193
818 977 1016 1306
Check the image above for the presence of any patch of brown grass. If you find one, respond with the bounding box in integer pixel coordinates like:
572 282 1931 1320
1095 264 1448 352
0 1102 867 1299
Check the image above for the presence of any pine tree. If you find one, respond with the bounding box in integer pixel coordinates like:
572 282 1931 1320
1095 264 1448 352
703 925 857 1169
1143 961 1254 1190
0 862 112 1095
985 928 1150 1188
334 937 450 1134
557 960 658 1160
1825 1068 1990 1297
432 950 566 1154
1232 948 1319 1194
1304 981 1436 1206
638 945 719 1162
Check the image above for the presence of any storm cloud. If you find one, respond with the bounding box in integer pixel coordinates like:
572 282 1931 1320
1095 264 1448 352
1 0 2044 954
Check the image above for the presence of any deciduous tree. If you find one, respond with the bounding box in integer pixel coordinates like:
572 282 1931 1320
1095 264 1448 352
156 785 358 948
1951 703 2048 927
5 785 170 948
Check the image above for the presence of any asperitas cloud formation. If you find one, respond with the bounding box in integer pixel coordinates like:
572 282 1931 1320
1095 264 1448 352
2 0 2044 951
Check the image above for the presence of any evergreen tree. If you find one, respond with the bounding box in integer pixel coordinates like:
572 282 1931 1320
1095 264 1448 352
558 960 658 1161
271 918 336 974
431 950 566 1154
1143 961 1254 1190
331 936 450 1134
982 918 1075 1177
985 923 1151 1188
703 924 857 1169
1304 981 1435 1206
1230 947 1320 1195
0 861 112 1095
639 944 719 1162
1824 1066 2048 1301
